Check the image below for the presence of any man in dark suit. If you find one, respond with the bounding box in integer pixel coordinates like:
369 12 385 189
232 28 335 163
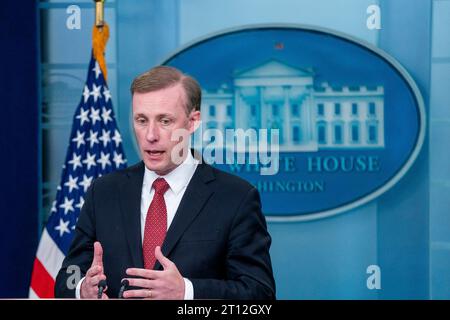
54 66 275 299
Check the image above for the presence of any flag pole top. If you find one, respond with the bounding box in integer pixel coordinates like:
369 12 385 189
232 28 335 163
92 0 109 80
94 0 105 28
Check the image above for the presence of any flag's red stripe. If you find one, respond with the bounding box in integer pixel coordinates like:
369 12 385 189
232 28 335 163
30 258 55 298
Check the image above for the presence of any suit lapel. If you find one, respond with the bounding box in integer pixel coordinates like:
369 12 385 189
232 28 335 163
118 162 145 268
156 162 216 270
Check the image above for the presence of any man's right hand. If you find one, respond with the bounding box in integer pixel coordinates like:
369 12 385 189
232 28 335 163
80 241 108 299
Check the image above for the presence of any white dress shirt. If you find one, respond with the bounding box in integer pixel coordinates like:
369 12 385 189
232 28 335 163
140 151 198 299
76 152 198 299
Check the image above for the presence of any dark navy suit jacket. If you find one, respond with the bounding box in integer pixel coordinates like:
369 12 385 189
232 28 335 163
55 159 276 299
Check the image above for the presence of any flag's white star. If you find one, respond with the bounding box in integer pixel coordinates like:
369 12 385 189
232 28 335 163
97 151 111 170
103 87 112 103
83 85 90 103
59 197 75 215
90 84 102 103
99 129 111 147
112 130 122 147
93 61 102 79
76 107 90 126
51 200 57 213
72 130 85 149
68 153 82 171
75 197 85 210
90 107 101 125
64 175 79 193
113 151 126 168
83 152 97 170
86 130 99 148
101 107 112 124
79 174 93 192
55 218 70 237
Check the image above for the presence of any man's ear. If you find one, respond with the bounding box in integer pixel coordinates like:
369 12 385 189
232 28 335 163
189 110 201 133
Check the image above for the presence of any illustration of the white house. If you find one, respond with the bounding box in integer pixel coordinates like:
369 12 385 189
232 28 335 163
198 59 385 152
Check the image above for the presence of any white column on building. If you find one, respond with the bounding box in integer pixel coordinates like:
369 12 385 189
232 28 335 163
327 105 333 147
304 90 313 144
259 86 267 130
360 114 367 147
283 86 292 146
377 100 384 146
234 87 243 129
219 101 225 134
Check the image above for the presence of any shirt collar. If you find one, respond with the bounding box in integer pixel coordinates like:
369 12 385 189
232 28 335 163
143 151 198 196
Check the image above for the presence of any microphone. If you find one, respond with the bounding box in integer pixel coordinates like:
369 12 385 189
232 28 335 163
97 279 107 299
118 279 129 299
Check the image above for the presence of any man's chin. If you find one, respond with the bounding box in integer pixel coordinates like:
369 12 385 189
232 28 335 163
143 160 175 176
144 160 163 171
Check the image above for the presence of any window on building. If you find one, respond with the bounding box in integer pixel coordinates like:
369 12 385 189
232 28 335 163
292 104 299 117
250 105 257 117
350 122 360 143
226 105 233 117
334 123 343 144
367 122 378 144
317 103 325 116
293 126 301 144
352 103 358 116
317 122 327 144
272 104 279 117
209 105 216 117
368 102 376 116
335 103 341 116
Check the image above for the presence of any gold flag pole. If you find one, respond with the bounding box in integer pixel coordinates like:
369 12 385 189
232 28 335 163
94 0 105 28
92 0 109 80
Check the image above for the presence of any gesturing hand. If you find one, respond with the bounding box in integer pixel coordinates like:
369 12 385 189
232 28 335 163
123 246 185 300
80 241 109 299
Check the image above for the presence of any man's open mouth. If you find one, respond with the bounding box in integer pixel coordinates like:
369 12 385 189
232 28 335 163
146 150 165 156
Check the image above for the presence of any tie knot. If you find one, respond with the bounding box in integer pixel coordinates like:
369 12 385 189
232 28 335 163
152 178 169 195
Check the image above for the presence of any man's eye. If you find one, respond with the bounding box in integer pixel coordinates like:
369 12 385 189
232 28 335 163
161 118 171 125
136 118 146 124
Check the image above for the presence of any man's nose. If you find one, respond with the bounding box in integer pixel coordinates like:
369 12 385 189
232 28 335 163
145 121 159 143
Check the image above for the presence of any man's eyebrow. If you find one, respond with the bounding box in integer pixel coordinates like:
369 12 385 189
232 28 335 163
134 113 175 118
157 113 175 118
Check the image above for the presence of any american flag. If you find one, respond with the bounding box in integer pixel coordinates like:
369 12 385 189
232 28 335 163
29 53 127 298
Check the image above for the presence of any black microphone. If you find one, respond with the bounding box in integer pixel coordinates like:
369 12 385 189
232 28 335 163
97 279 107 299
118 279 129 299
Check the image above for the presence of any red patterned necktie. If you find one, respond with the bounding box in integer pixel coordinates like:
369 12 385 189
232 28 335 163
143 178 170 269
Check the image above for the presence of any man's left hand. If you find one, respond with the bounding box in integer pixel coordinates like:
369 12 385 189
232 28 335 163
123 246 185 299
